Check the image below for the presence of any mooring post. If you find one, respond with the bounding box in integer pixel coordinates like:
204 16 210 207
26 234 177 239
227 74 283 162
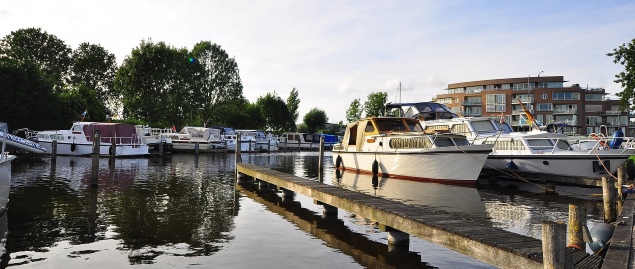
51 140 58 158
602 176 617 223
110 138 117 158
235 134 242 182
542 221 567 269
284 138 287 152
297 138 300 152
159 137 164 157
568 204 586 251
91 130 101 188
618 166 626 212
318 136 325 181
195 141 199 155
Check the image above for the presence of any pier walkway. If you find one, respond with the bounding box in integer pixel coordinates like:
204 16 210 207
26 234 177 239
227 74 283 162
602 194 635 269
236 163 600 269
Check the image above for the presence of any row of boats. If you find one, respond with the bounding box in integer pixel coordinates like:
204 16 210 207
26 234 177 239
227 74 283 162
3 123 340 157
332 102 635 185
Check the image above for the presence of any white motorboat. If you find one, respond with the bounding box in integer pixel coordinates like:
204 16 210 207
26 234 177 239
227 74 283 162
0 123 16 214
278 132 320 150
168 126 226 153
33 122 150 156
135 125 174 153
0 129 47 154
235 130 278 152
332 117 493 184
386 102 635 180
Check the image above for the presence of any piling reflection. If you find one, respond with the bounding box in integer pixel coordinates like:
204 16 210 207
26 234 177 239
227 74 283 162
237 182 435 269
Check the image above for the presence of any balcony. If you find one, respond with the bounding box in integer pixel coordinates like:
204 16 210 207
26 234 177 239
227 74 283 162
463 111 482 116
461 100 482 106
598 110 623 116
512 97 534 104
553 109 578 115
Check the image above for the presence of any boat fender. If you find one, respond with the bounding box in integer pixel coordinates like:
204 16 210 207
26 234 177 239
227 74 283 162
506 160 518 170
71 143 76 152
335 156 342 169
372 160 379 176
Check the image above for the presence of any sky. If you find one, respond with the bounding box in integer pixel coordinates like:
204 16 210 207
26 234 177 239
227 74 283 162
1 0 635 124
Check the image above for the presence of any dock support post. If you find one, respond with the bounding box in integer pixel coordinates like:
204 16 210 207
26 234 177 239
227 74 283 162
91 130 101 189
284 139 287 152
542 221 567 269
235 135 241 181
159 138 164 157
110 139 117 158
568 204 586 251
195 141 199 155
602 176 616 223
318 136 324 181
51 140 57 158
617 166 626 211
297 139 300 152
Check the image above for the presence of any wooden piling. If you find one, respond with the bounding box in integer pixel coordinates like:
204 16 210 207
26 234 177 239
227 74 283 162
602 176 616 223
91 130 101 188
542 221 566 269
618 166 625 212
568 204 586 251
297 138 300 152
110 138 117 158
159 138 164 156
318 136 324 180
195 141 199 155
51 140 57 158
235 134 241 180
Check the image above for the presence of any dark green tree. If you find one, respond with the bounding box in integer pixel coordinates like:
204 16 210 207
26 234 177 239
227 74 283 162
0 27 72 90
0 58 63 130
256 92 294 134
286 87 300 125
608 38 635 110
303 107 328 133
69 42 118 104
364 91 388 117
346 98 363 122
191 41 245 126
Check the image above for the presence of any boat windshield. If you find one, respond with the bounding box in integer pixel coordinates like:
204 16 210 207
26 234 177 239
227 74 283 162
471 121 497 133
375 119 408 132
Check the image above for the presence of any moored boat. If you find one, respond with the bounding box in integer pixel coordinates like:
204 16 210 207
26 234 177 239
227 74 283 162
169 126 226 153
332 117 493 184
33 122 150 157
135 125 174 153
0 123 16 214
386 102 635 181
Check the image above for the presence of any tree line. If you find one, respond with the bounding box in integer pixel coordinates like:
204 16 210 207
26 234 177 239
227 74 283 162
0 27 335 135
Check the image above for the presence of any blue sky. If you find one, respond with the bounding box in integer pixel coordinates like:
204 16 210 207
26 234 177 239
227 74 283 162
1 0 634 124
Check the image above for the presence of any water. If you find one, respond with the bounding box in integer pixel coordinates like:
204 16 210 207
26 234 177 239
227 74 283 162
3 152 605 268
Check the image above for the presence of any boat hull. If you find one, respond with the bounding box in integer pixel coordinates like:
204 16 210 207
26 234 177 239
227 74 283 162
172 141 227 153
38 141 149 157
0 155 15 213
484 149 635 178
333 147 491 184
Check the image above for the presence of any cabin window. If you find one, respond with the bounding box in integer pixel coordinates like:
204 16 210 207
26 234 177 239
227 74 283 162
427 125 450 133
453 138 470 146
365 124 376 133
450 124 469 136
375 120 407 132
348 125 358 145
471 121 497 133
407 122 424 132
389 137 432 149
484 140 526 150
555 140 572 150
433 137 455 147
527 139 554 150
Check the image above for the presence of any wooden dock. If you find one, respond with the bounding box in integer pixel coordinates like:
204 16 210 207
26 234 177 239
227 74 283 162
602 194 635 269
236 163 601 269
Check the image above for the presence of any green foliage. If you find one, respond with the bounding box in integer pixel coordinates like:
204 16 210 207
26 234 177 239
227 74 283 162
0 27 72 90
296 123 309 133
69 42 118 102
256 92 294 134
303 107 328 133
364 91 388 117
346 98 363 123
286 88 300 124
608 38 635 110
0 58 64 130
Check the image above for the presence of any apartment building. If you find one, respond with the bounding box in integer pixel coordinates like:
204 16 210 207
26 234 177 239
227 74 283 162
432 76 627 135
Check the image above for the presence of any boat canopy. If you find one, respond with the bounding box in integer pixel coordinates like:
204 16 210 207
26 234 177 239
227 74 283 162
83 123 137 143
385 102 458 120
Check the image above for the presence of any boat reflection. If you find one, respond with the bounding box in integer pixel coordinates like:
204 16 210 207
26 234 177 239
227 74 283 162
332 170 489 221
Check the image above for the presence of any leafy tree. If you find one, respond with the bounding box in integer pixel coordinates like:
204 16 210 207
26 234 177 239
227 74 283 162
256 92 294 134
364 91 388 117
191 41 245 126
286 87 300 124
0 58 63 130
0 27 72 90
69 42 118 103
296 123 309 133
608 38 635 110
346 98 363 122
303 107 328 133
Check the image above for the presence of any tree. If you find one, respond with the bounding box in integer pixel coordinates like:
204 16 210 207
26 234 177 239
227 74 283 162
256 92 294 134
191 41 245 126
346 98 363 122
303 108 328 133
286 88 300 124
608 38 635 111
0 27 72 90
364 91 388 117
69 42 118 101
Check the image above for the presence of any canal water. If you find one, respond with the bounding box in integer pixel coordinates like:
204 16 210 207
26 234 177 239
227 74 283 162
3 152 606 268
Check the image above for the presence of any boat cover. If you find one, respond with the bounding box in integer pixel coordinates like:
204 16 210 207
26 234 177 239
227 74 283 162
83 123 137 144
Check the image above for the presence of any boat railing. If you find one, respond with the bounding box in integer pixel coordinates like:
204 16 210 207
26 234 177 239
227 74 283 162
86 134 145 145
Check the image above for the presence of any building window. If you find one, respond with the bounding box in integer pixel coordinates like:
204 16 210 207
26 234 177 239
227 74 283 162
554 104 577 114
501 84 510 90
486 94 506 112
537 103 553 111
541 93 548 100
485 85 494 90
552 92 579 100
586 116 600 126
585 94 604 101
585 105 602 112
